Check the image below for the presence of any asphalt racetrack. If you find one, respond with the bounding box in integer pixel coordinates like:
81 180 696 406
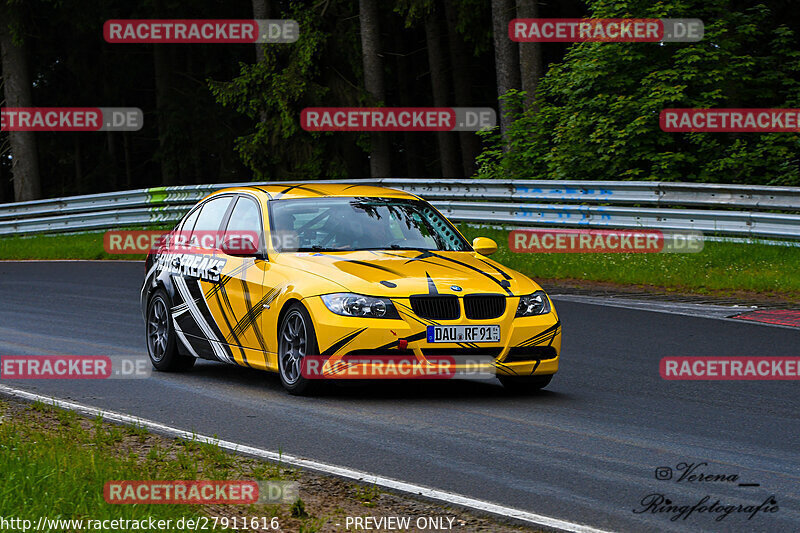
0 261 798 533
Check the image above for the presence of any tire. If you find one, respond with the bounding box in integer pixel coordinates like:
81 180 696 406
499 374 553 393
146 289 195 372
278 303 324 396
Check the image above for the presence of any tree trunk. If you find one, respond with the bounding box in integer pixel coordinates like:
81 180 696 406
444 0 481 176
251 0 272 62
251 0 272 125
425 5 461 178
392 26 424 178
0 6 41 201
516 0 543 108
358 0 391 177
153 44 177 185
491 0 521 139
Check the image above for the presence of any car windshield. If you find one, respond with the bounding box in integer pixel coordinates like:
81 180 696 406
269 197 471 252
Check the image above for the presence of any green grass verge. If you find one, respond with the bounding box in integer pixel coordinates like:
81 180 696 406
0 399 538 533
458 225 800 300
2 226 799 299
0 399 298 532
0 402 202 529
0 229 170 261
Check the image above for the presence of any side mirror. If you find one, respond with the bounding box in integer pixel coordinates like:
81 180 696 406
220 235 262 258
472 237 498 256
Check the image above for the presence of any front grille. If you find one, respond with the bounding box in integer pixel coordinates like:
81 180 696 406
410 295 460 320
464 294 506 319
504 346 557 363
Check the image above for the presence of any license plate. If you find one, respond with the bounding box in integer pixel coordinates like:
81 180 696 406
426 325 500 343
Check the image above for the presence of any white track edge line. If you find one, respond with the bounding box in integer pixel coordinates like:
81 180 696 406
0 384 613 533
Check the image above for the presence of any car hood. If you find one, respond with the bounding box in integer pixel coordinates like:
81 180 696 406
274 249 541 297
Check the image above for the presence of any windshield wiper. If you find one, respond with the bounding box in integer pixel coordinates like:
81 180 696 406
295 245 340 252
389 244 435 251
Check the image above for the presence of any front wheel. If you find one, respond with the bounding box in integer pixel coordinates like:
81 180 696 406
499 374 553 393
278 303 323 395
146 290 195 372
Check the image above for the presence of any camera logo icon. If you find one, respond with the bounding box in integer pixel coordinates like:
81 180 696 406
655 467 673 480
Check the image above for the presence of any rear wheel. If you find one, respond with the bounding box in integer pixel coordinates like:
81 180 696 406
278 303 323 395
146 290 195 372
499 374 552 392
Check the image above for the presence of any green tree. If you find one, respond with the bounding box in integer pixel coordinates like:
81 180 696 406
478 0 800 185
210 2 367 180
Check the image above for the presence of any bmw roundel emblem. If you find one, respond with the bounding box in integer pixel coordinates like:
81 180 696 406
450 285 462 292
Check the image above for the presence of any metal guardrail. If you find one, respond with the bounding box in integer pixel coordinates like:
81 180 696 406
1 179 799 240
380 179 800 212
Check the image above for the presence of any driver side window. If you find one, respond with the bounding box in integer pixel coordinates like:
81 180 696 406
224 196 265 255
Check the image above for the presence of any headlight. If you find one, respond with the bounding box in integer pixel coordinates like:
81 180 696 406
516 291 551 317
321 293 400 319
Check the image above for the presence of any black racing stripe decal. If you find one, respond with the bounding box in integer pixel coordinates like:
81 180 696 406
231 286 280 340
518 321 562 347
188 280 234 361
519 328 560 348
412 251 513 295
393 300 438 326
378 251 461 271
548 331 556 346
321 328 367 356
238 264 269 352
479 258 512 280
495 360 518 376
342 259 403 276
411 258 464 272
305 253 405 277
176 309 205 339
240 274 268 353
170 280 206 339
215 282 249 367
188 280 224 336
204 261 251 300
426 272 438 294
275 185 298 198
378 251 463 272
177 333 205 358
273 185 328 199
180 332 216 356
248 185 273 199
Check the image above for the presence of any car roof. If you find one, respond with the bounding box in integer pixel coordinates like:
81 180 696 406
209 183 420 201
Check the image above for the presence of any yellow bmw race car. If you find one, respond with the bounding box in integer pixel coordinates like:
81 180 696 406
141 184 561 395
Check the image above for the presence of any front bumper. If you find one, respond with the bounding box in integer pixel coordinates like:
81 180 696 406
303 295 561 378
